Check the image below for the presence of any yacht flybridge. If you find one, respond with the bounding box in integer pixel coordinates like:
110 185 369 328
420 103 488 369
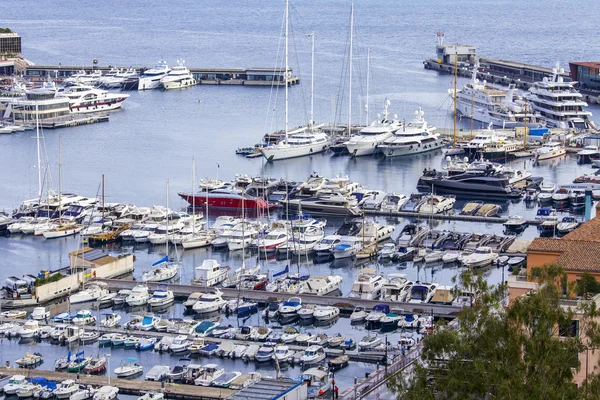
377 108 443 157
138 60 171 91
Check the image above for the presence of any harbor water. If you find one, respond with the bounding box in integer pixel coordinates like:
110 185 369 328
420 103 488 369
2 0 600 395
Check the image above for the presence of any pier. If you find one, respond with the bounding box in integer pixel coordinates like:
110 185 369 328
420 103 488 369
95 279 464 319
24 65 300 87
0 367 235 399
363 209 542 226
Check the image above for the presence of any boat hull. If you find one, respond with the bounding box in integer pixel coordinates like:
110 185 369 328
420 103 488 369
178 193 272 210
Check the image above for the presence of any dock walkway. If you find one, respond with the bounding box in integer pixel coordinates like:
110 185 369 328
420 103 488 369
0 367 235 399
363 209 541 226
95 279 464 319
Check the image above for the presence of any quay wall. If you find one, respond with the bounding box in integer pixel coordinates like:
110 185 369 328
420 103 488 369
35 273 81 303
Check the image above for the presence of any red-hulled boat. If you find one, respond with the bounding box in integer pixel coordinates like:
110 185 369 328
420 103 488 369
178 188 273 210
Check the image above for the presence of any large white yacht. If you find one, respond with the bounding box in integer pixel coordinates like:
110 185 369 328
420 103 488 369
138 60 171 90
56 85 129 113
525 63 595 131
462 124 506 158
453 62 539 128
377 108 443 157
160 61 197 90
260 131 331 161
345 100 401 156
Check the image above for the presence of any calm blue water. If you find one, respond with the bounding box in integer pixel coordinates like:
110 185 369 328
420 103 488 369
1 0 600 393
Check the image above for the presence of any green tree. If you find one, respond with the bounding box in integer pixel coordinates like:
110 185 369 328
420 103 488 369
577 273 600 299
388 265 600 399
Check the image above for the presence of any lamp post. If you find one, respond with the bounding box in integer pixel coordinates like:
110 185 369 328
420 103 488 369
106 354 111 385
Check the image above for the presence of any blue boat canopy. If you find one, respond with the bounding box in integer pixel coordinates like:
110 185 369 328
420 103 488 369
372 304 390 313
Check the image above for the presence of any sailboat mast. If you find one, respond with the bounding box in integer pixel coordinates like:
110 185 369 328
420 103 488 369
453 47 458 145
58 135 62 220
191 157 196 235
166 178 169 260
284 0 289 143
348 0 354 136
36 104 42 199
308 32 315 129
101 174 105 222
523 102 528 150
366 47 370 126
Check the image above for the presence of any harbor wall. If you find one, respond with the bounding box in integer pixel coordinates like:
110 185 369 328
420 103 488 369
34 273 81 303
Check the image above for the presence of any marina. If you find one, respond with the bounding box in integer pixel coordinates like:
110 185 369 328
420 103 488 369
1 0 600 398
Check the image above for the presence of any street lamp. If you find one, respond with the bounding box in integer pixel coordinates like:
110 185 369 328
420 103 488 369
106 354 111 385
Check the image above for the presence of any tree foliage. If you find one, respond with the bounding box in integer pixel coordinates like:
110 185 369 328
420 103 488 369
388 265 600 399
0 28 13 33
577 272 600 299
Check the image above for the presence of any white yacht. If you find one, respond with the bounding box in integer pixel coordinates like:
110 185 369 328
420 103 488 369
125 285 151 306
138 60 171 90
160 60 197 90
260 131 331 161
417 195 456 214
298 275 343 296
525 63 595 131
377 108 443 157
147 285 175 308
192 290 226 314
407 282 439 304
462 125 506 158
536 141 566 161
69 283 109 304
453 62 539 128
142 256 180 282
192 259 229 287
313 234 342 256
348 268 386 300
345 100 400 156
56 86 129 113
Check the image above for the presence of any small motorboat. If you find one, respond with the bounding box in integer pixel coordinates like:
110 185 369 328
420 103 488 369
15 352 43 368
507 257 526 270
145 365 171 382
79 331 100 344
166 358 191 381
327 334 345 348
272 345 294 363
255 343 276 362
137 392 165 400
114 357 143 378
99 313 121 328
137 337 157 351
92 386 119 400
379 242 396 259
557 216 580 234
340 338 356 350
124 336 141 349
475 203 501 217
349 306 367 323
328 355 350 371
280 327 300 343
30 307 50 321
442 250 460 263
169 335 191 353
98 333 117 346
307 333 328 346
55 355 70 371
199 343 219 357
358 336 382 350
295 333 312 345
3 375 28 395
211 371 242 388
70 386 98 400
503 215 528 231
460 200 483 215
194 364 225 386
110 333 127 347
54 380 80 399
72 310 96 326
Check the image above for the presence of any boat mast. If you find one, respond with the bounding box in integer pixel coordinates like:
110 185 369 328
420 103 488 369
35 104 42 199
307 32 315 130
58 135 62 221
101 174 105 222
166 178 169 262
523 102 528 151
284 0 289 144
348 0 354 136
365 47 370 126
453 46 457 146
191 157 196 236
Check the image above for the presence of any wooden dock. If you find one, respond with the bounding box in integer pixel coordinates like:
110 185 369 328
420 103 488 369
95 279 464 319
0 367 235 399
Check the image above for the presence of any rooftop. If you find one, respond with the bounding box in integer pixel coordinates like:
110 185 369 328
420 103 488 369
229 378 301 400
527 203 600 272
569 62 600 69
70 247 118 266
0 32 19 38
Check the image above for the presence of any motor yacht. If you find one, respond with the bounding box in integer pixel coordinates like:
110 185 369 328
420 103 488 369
194 364 225 386
69 283 109 304
147 286 175 309
417 195 456 214
125 285 151 306
348 268 386 300
313 306 340 321
407 282 439 304
279 297 302 316
298 275 342 296
503 215 528 231
557 216 580 234
192 259 229 287
535 141 566 161
260 131 331 161
377 108 443 157
345 100 400 156
138 60 171 90
18 320 40 338
300 345 326 365
57 86 129 113
160 60 197 90
380 274 412 302
461 246 499 268
192 290 226 314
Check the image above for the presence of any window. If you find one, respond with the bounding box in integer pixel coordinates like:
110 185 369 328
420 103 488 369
559 320 579 338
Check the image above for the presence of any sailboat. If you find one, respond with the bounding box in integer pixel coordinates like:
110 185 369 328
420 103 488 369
142 179 181 282
43 136 83 239
260 0 331 161
181 158 216 249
